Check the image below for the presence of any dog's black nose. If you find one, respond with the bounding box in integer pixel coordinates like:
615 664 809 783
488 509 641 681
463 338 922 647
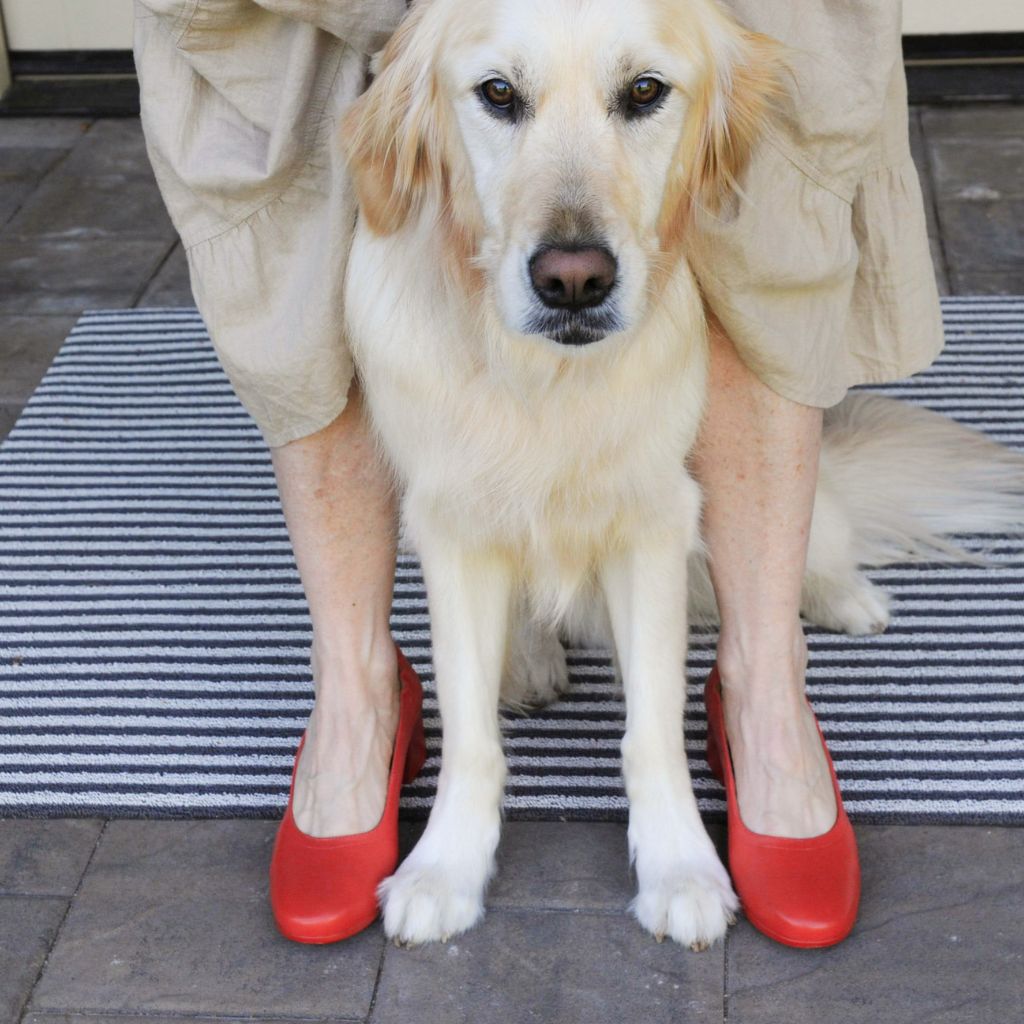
530 247 617 311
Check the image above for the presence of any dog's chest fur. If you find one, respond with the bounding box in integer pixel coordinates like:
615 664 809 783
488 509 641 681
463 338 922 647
345 219 708 597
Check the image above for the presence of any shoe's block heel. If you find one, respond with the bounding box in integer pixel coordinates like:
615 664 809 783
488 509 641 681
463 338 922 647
705 723 724 784
403 714 428 784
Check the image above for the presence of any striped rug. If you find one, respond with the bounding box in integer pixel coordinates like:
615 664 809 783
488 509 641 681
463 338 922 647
1 300 1022 824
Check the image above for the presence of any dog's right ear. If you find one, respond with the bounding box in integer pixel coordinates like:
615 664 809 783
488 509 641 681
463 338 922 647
657 4 783 251
341 1 445 235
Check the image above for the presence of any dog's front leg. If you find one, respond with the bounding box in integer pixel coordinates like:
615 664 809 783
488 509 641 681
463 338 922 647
600 480 738 951
380 535 511 944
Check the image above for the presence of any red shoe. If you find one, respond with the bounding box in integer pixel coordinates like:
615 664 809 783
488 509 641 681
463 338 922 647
269 646 427 943
704 665 860 948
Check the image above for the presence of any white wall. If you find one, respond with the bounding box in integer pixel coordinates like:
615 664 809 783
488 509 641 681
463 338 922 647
904 0 1024 34
1 0 1023 49
1 0 134 50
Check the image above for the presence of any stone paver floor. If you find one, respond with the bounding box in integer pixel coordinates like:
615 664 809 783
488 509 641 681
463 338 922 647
1 107 1023 1022
2 820 1023 1024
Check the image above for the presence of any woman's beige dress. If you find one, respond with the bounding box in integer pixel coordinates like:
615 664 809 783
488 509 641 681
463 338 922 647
134 0 944 448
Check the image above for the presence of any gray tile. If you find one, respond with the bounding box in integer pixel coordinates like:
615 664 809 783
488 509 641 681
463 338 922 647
0 819 104 897
137 243 195 307
0 119 92 149
949 269 1024 296
920 103 1024 291
7 174 176 242
0 237 172 313
372 907 724 1024
928 136 1024 203
921 104 1024 140
25 1016 359 1024
0 403 22 442
4 120 173 243
53 119 154 181
0 146 67 183
936 199 1024 275
29 821 384 1020
488 822 633 911
725 825 1024 1024
0 896 68 1023
0 148 69 226
0 315 78 403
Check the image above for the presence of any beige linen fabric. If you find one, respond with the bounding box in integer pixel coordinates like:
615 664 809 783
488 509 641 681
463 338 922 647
134 0 405 447
688 1 945 407
135 0 944 447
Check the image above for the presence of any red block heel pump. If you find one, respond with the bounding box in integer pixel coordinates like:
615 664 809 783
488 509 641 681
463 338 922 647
269 646 426 943
704 665 860 948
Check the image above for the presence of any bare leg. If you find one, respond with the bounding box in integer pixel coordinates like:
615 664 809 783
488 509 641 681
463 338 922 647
272 386 400 837
690 318 836 838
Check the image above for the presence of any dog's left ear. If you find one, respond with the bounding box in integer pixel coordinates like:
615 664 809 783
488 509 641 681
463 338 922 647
660 14 783 244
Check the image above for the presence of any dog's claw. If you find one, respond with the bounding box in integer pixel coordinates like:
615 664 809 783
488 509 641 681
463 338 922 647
655 932 665 944
690 940 710 953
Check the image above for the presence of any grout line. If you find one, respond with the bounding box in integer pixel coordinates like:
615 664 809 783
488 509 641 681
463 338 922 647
129 236 180 309
18 819 109 1024
0 185 32 233
18 1008 364 1023
722 922 731 1023
0 119 95 234
364 932 389 1024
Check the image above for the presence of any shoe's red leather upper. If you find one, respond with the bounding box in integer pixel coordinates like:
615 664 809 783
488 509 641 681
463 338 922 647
705 665 861 948
269 648 426 943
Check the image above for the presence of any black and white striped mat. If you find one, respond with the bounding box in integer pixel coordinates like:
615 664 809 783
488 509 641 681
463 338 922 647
1 300 1022 823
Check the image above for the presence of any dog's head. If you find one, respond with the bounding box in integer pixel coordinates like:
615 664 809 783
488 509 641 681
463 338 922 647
342 0 781 348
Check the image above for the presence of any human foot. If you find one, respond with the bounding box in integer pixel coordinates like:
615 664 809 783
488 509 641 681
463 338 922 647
292 641 400 837
716 655 837 839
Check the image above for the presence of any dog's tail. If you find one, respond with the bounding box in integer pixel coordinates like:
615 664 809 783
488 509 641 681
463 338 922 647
820 392 1024 567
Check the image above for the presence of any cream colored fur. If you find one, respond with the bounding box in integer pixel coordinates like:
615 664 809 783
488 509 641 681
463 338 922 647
340 0 1024 949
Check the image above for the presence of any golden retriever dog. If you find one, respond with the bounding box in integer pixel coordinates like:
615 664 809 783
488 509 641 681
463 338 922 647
339 0 1024 949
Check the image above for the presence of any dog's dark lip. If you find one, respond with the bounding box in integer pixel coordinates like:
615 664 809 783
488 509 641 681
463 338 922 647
543 325 610 347
524 307 623 348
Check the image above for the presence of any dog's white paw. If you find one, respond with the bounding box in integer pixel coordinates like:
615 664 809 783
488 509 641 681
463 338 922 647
500 626 569 711
379 862 486 944
633 866 739 951
803 573 891 636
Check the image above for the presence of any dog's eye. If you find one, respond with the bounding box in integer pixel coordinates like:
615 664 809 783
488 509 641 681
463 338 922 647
629 77 664 109
480 78 516 112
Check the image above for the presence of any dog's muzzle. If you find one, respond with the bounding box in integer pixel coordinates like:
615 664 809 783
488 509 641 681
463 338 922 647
526 245 621 346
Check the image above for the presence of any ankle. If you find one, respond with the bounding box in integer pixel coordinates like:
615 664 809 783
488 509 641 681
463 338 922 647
310 630 399 709
302 658 401 774
716 626 809 704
